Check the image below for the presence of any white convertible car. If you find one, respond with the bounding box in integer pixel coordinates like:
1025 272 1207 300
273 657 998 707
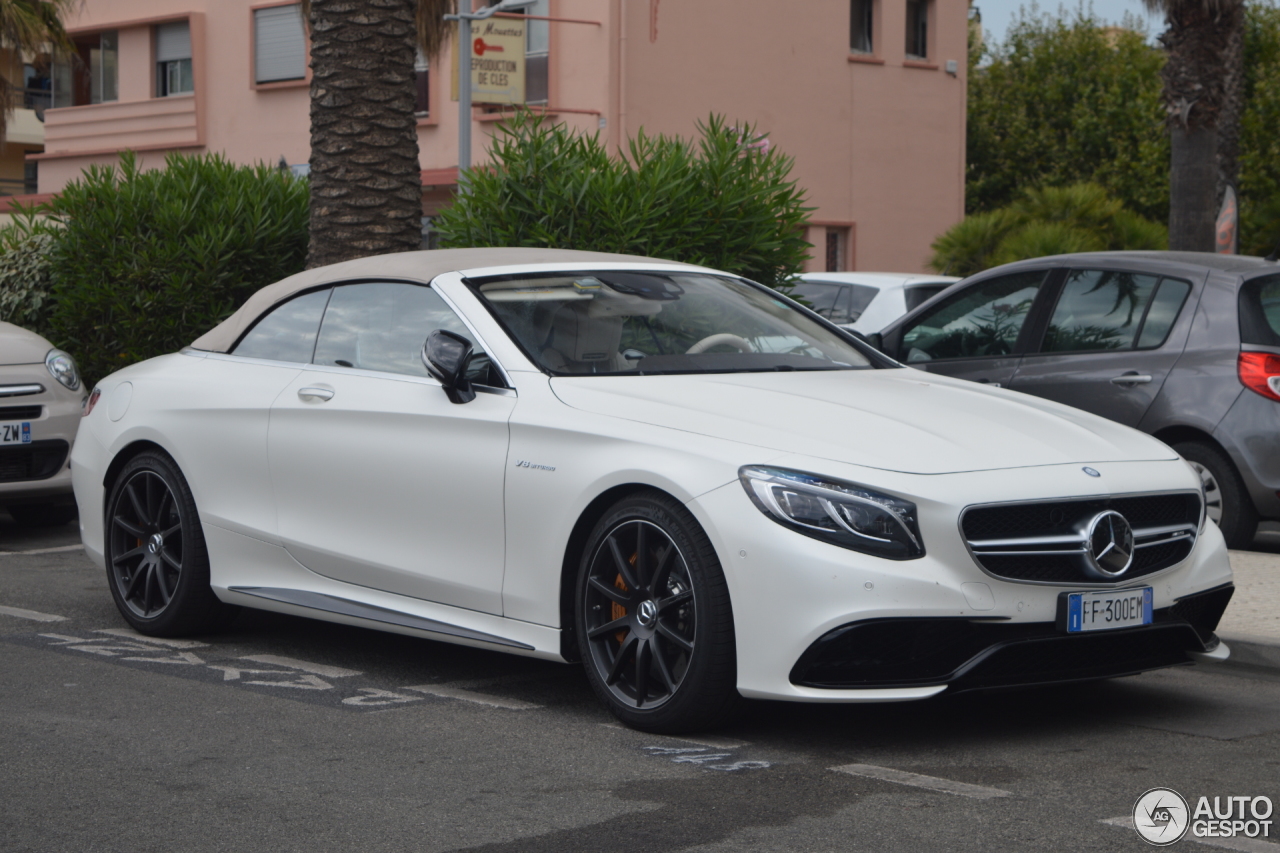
72 248 1234 732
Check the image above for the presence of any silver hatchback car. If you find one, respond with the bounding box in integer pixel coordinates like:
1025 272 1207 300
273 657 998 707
873 252 1280 549
0 321 83 526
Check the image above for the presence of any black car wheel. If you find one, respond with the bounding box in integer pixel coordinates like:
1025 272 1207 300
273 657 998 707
576 491 739 733
1175 440 1259 550
105 451 235 636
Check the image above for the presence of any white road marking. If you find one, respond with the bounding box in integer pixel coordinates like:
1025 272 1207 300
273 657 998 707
0 605 67 622
830 764 1013 800
122 651 205 666
1102 817 1280 852
209 665 334 690
240 655 360 678
600 722 749 750
403 683 541 710
95 628 208 649
0 545 83 556
341 688 423 707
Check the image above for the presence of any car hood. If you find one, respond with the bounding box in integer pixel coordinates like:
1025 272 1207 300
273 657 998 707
549 368 1177 475
0 321 51 365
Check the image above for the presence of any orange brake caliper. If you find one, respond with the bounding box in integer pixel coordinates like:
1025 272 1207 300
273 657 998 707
612 553 639 643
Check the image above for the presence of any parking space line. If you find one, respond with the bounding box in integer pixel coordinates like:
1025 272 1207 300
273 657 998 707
0 545 84 556
95 628 208 649
1102 817 1280 852
0 605 68 622
830 763 1013 799
403 683 541 710
241 655 361 678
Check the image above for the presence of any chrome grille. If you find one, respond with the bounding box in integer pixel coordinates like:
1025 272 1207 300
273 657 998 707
960 492 1201 585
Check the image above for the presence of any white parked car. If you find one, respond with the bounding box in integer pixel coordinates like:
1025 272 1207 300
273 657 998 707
793 271 959 335
0 321 83 526
72 249 1234 732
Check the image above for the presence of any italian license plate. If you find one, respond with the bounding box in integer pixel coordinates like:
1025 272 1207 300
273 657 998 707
0 422 31 445
1065 587 1153 633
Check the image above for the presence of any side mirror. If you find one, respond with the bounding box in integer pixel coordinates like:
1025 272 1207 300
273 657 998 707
864 332 884 352
422 329 476 404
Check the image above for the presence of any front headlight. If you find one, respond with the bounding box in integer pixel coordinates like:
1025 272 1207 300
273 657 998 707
45 349 81 391
739 466 924 560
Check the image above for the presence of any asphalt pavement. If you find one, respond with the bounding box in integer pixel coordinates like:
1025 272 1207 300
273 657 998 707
2 511 1279 853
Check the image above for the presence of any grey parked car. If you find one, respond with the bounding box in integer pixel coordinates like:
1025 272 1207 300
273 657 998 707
873 251 1280 549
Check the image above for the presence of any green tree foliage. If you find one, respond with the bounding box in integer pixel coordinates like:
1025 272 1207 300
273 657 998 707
38 151 309 383
930 184 1167 276
1239 2 1280 254
0 231 56 331
435 112 812 288
967 10 1169 222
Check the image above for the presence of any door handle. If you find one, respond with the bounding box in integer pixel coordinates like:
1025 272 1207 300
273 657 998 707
298 386 334 401
1109 373 1153 386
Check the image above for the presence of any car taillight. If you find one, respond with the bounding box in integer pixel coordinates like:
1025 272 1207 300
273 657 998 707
1238 351 1280 402
82 388 101 417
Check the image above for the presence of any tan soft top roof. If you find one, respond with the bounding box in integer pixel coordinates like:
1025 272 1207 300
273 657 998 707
190 247 701 353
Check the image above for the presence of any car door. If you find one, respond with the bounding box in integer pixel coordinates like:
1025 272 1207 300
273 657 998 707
1007 269 1196 427
885 269 1056 387
267 281 514 615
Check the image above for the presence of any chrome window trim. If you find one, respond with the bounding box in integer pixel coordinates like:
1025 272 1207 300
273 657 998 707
955 488 1203 588
202 351 516 398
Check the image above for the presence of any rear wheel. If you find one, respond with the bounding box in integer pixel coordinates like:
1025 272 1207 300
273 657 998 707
576 491 739 733
104 451 236 636
1175 440 1258 549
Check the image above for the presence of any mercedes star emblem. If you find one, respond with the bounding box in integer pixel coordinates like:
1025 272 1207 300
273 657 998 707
1084 510 1135 578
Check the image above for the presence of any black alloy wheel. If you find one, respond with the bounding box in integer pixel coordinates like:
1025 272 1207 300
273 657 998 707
577 492 739 733
105 451 235 636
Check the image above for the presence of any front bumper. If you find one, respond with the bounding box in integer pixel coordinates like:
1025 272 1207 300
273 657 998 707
0 363 83 505
791 583 1232 691
688 455 1235 703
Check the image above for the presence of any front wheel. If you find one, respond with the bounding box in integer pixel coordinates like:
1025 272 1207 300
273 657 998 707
576 491 739 733
104 451 236 636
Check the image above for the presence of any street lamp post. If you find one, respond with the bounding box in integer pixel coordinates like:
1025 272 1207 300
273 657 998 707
444 0 526 191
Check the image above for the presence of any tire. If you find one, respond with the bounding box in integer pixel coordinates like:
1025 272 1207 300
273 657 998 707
7 501 76 528
104 451 237 636
1174 440 1259 550
575 491 739 733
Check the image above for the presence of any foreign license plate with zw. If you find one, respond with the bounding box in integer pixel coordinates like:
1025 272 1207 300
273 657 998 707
1065 587 1153 633
0 422 31 444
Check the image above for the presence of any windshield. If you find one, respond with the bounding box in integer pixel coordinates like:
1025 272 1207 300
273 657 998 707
469 271 875 375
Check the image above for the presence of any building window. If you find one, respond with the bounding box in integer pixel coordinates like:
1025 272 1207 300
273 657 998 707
850 0 873 54
520 0 549 105
906 0 928 59
825 228 848 272
52 31 117 108
156 21 194 96
415 50 429 115
255 4 307 84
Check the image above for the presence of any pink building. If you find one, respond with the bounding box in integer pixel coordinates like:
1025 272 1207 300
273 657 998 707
32 0 967 274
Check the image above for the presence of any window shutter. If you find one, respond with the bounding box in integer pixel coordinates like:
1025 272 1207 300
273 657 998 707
255 5 307 83
156 21 192 62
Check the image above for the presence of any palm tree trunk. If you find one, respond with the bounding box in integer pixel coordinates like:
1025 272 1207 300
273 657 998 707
1169 126 1218 251
306 0 423 268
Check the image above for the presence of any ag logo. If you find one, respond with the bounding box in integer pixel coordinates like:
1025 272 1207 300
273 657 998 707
1134 787 1190 846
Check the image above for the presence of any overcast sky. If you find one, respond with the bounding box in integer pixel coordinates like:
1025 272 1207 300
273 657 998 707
973 1 1165 48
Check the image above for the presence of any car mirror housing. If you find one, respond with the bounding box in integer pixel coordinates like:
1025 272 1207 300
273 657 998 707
422 329 476 404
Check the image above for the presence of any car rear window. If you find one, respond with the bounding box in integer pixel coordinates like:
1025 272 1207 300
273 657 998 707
1240 273 1280 347
904 284 947 312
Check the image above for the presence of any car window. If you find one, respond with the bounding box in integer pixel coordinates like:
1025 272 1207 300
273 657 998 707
1240 274 1280 347
313 282 500 385
1041 270 1161 353
903 284 947 313
789 283 844 321
471 271 874 376
899 271 1046 362
232 288 332 363
845 283 879 320
1136 278 1192 349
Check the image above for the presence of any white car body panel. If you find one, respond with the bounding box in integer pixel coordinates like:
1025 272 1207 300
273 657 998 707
796 272 959 334
71 258 1233 704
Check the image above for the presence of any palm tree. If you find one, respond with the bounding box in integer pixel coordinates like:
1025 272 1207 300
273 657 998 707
1144 0 1245 251
0 0 76 145
301 0 456 268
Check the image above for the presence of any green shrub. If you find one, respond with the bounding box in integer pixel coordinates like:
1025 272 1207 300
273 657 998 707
42 151 309 383
0 227 58 333
435 112 813 288
930 183 1166 276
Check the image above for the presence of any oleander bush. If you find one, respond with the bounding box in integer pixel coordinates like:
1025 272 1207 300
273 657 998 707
38 150 309 383
0 217 58 332
435 112 813 288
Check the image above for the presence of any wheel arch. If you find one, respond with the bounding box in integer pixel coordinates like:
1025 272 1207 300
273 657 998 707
557 482 680 662
103 439 170 495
